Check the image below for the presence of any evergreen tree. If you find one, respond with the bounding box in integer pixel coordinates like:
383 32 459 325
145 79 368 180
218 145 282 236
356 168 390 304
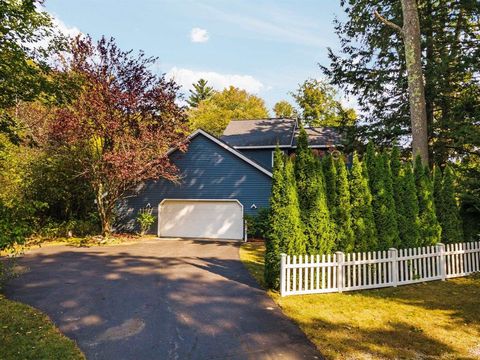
414 156 442 246
433 165 443 221
390 147 403 238
439 165 463 244
367 147 400 250
322 154 337 211
264 147 285 288
382 153 401 248
335 157 355 252
294 125 315 220
187 79 214 107
304 159 335 254
349 153 377 252
282 159 307 255
398 161 420 248
364 142 377 182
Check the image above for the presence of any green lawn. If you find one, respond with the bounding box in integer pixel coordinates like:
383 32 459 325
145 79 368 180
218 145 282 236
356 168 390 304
240 242 480 360
0 295 85 360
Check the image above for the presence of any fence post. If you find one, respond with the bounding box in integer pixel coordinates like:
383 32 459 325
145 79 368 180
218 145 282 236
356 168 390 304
280 253 287 297
388 248 398 287
335 251 345 292
436 243 446 281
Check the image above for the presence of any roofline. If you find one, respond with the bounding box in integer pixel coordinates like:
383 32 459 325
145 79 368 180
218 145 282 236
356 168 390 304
168 129 273 178
227 117 297 122
231 144 338 150
233 145 291 149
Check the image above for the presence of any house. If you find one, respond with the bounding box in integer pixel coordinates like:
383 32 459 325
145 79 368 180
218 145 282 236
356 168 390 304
119 118 341 240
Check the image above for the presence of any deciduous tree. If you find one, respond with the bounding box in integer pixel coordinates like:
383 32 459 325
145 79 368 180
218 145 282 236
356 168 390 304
48 36 189 236
188 86 269 136
291 79 356 127
273 100 297 118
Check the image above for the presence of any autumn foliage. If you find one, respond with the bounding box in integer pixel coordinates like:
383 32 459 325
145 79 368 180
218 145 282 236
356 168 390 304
48 36 189 235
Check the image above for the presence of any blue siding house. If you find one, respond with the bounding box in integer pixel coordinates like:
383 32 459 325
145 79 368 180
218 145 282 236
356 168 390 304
121 119 341 240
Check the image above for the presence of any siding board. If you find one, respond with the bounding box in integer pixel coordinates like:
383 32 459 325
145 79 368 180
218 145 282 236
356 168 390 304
118 134 272 233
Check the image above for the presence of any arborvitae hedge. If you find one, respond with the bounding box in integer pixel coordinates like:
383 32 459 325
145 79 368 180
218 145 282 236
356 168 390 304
398 161 420 247
414 156 442 246
322 154 337 211
334 157 355 252
366 147 399 250
283 159 307 255
294 125 316 223
264 147 285 289
265 143 467 289
349 152 377 252
439 166 463 244
304 159 335 254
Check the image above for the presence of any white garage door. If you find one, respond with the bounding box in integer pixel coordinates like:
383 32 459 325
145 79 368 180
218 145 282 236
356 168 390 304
158 199 244 240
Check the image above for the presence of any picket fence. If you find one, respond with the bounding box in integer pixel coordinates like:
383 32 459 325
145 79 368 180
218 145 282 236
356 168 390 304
280 242 480 296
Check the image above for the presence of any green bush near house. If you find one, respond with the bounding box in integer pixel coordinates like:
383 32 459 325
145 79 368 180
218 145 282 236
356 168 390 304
245 207 271 239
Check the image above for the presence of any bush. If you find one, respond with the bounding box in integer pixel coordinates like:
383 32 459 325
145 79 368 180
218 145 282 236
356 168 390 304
137 207 155 235
37 217 100 239
245 208 271 239
0 201 39 251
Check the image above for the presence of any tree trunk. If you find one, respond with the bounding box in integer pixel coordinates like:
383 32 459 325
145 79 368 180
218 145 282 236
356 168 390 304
95 183 112 237
401 0 429 165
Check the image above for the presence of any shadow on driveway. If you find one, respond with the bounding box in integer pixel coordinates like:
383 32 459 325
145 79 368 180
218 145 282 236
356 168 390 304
5 239 321 360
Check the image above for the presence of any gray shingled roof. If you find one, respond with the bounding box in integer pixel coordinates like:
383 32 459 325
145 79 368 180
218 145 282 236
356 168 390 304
220 118 296 147
292 127 342 147
220 118 342 148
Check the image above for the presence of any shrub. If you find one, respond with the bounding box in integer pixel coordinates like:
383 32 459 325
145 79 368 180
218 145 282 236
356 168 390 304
245 207 271 239
136 207 155 235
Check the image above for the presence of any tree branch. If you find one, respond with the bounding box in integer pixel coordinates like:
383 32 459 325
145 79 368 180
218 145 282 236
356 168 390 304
374 10 404 35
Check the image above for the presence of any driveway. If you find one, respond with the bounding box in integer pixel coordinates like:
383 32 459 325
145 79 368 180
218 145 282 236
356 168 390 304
5 239 321 359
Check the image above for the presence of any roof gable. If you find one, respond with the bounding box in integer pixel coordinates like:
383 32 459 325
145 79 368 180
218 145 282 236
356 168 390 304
170 129 273 178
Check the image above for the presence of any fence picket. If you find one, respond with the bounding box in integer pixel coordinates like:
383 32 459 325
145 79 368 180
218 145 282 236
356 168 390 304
280 242 480 296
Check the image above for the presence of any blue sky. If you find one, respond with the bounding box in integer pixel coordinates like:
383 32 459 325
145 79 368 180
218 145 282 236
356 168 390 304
44 0 348 112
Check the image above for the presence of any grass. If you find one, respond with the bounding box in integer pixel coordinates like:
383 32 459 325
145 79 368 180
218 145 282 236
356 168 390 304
0 295 85 360
240 242 480 360
1 234 157 257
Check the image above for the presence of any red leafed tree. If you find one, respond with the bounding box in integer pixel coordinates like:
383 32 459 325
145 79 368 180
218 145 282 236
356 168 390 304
49 36 189 236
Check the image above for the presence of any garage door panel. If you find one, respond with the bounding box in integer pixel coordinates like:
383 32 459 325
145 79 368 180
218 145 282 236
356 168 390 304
159 200 243 240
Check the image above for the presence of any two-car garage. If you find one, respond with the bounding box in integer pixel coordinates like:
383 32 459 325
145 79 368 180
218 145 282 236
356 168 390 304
158 199 245 240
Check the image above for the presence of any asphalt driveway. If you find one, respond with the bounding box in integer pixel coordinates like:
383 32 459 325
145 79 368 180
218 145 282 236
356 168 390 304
5 239 321 359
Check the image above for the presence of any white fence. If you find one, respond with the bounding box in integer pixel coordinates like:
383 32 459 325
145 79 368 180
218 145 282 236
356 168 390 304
280 242 480 296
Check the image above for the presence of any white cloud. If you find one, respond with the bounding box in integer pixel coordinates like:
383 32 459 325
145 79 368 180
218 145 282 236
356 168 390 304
167 67 264 94
190 27 209 43
51 16 81 39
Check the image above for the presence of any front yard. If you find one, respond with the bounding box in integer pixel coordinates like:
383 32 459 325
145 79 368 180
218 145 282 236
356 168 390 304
0 295 84 360
240 242 480 359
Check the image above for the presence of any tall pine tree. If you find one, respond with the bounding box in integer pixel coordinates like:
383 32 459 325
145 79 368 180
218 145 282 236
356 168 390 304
439 165 463 244
349 153 377 252
335 157 355 252
414 156 441 246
